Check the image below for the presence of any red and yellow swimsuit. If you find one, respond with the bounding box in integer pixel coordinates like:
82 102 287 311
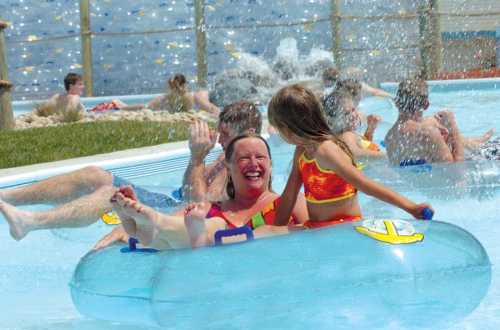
298 152 362 228
206 197 298 230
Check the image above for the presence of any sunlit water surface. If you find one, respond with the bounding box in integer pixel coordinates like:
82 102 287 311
0 91 499 329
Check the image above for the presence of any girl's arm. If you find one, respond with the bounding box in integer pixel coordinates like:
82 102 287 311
320 141 432 219
273 147 305 226
291 193 309 224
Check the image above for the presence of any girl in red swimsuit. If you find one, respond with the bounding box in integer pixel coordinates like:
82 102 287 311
268 84 433 228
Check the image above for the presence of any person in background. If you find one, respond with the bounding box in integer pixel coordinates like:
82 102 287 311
385 77 495 165
322 89 385 159
35 73 85 118
113 74 220 116
321 67 393 101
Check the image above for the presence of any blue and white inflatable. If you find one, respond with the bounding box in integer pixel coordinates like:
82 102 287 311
70 218 491 329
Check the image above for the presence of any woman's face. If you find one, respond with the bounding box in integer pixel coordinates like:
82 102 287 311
227 138 271 197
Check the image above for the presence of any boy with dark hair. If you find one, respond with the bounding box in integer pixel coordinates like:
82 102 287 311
36 72 85 118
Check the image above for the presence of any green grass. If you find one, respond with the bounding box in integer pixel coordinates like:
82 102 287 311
0 121 191 169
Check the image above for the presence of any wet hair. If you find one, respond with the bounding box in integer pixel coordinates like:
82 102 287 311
395 78 429 115
335 79 362 104
322 67 339 86
64 73 82 91
165 73 193 113
224 134 272 199
268 84 355 164
219 100 262 135
322 89 355 134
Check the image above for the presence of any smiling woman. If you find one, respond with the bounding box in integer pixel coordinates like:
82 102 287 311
107 134 309 250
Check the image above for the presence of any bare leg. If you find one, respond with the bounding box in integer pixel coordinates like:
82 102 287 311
111 192 190 250
463 128 495 151
0 185 116 240
0 166 113 206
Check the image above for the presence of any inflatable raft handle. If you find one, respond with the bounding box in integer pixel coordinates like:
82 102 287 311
214 226 254 246
422 208 434 220
120 237 159 253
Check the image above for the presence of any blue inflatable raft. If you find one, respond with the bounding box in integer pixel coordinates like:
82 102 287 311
70 218 491 329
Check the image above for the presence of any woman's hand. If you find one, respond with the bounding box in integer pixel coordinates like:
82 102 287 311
189 120 217 163
184 202 212 248
93 225 129 250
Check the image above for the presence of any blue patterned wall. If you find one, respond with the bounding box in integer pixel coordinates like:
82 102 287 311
1 0 423 101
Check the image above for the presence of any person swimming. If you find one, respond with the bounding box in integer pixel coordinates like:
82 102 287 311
385 77 495 165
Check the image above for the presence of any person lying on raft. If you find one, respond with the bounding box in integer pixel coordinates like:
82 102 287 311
0 101 261 248
322 67 392 100
322 88 385 160
109 135 309 249
385 77 495 165
35 72 85 117
104 74 220 116
267 84 433 229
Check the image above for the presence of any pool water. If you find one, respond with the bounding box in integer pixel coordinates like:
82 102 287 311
0 87 499 329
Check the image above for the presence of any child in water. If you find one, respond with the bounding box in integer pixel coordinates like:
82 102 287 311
268 84 432 228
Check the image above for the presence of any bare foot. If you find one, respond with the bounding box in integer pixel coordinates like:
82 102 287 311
0 199 34 240
110 192 157 245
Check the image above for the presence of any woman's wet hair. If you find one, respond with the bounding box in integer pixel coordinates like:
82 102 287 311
224 134 272 199
219 101 262 135
165 73 192 113
322 89 354 134
268 84 355 164
64 73 82 91
395 78 429 115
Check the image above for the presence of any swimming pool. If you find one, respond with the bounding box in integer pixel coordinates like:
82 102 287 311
0 81 499 329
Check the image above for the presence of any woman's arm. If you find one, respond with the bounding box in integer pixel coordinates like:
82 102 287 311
181 120 218 202
341 132 385 159
274 147 304 226
361 82 393 98
145 95 165 111
193 90 220 116
320 141 432 219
